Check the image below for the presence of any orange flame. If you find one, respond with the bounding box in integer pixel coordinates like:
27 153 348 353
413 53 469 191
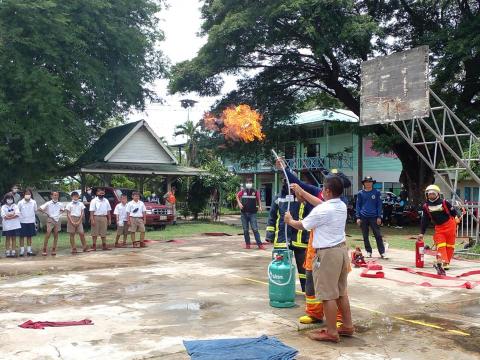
202 104 265 143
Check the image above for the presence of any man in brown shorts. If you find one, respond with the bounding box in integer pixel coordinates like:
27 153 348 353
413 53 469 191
126 191 147 247
285 176 354 342
89 188 112 250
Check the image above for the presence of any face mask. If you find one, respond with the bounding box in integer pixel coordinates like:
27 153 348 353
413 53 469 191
52 199 58 203
87 190 92 195
24 194 31 200
12 188 18 193
245 183 253 189
73 199 79 203
98 195 104 199
6 199 13 205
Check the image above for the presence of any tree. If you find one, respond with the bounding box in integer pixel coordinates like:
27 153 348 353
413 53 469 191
0 0 167 192
174 120 201 166
169 0 479 202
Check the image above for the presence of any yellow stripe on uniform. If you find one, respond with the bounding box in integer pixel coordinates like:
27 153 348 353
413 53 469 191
298 273 306 279
266 226 275 232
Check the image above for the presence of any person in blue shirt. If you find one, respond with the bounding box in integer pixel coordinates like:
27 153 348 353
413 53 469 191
356 176 386 258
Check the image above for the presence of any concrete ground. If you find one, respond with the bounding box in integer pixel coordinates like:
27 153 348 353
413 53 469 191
0 234 479 360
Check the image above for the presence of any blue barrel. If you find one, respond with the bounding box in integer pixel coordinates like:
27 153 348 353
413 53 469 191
268 249 296 308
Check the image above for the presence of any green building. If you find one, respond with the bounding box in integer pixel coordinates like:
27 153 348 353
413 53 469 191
228 109 403 208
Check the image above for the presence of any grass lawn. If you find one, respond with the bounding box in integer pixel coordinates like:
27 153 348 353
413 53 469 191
18 221 241 253
6 219 472 255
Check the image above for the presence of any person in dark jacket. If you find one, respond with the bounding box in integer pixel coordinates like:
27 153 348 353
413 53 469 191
236 178 264 249
356 176 386 258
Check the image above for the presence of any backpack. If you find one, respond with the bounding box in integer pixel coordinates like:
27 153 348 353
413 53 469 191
423 199 451 220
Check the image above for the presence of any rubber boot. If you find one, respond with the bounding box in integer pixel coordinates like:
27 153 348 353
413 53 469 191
299 315 323 324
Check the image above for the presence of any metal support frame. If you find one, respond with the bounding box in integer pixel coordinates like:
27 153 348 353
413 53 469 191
390 89 480 245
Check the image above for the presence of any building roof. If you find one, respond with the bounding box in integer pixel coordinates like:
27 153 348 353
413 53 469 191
69 120 204 177
75 121 141 165
79 162 205 176
295 109 358 126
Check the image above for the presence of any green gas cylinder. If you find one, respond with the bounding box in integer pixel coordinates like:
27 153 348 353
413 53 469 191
268 249 296 308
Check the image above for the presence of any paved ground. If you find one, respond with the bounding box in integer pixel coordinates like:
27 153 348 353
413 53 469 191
0 234 479 360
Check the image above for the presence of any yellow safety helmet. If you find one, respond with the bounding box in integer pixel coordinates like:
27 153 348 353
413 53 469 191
425 184 440 198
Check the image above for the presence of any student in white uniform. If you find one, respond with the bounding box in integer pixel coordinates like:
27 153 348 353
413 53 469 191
89 188 112 250
66 191 88 254
18 188 37 256
1 192 21 258
114 194 129 247
126 191 147 248
39 191 65 256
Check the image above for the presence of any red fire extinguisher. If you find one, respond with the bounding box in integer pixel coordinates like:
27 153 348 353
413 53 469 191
415 237 425 268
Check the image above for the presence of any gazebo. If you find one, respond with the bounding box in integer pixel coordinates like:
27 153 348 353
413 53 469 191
69 120 204 191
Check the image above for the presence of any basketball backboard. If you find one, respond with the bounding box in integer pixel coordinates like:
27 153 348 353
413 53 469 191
360 46 429 126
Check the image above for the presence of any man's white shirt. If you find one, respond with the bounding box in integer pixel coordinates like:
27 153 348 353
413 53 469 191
301 198 347 248
126 200 146 218
89 197 111 215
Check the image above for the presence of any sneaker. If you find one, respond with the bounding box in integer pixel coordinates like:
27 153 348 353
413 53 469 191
299 315 323 324
433 262 446 276
27 251 36 256
384 242 389 254
19 251 24 257
394 226 403 229
443 263 450 271
367 252 372 258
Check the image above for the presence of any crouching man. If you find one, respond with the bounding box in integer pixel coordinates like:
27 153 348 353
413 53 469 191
285 176 354 342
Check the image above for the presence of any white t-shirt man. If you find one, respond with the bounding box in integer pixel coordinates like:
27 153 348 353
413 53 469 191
40 201 65 222
301 198 347 248
126 200 146 218
114 203 128 223
18 199 38 224
89 197 111 215
66 201 86 217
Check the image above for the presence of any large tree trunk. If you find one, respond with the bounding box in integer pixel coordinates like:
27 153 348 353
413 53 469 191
393 142 434 206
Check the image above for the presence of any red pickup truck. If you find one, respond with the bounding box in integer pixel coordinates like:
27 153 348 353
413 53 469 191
92 187 174 229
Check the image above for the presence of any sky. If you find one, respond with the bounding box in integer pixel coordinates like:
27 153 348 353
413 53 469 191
129 0 235 145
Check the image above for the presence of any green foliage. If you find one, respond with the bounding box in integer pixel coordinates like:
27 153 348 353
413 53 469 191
173 120 201 166
0 0 167 191
111 175 136 189
169 0 480 197
459 142 480 180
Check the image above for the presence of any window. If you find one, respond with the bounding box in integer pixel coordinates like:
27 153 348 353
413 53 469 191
307 127 324 139
465 187 480 201
306 143 320 157
284 143 296 159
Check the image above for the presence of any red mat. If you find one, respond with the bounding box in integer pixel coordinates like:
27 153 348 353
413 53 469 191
19 319 93 330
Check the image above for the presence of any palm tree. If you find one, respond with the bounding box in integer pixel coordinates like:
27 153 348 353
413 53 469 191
174 120 201 166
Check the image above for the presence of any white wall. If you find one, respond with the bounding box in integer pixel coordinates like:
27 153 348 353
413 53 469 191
109 127 173 163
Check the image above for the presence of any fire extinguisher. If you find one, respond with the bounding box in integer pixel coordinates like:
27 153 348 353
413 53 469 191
415 237 425 268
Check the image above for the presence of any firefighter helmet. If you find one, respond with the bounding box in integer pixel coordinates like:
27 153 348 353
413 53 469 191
425 184 441 198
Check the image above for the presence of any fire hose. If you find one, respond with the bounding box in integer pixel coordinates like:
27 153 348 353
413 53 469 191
267 149 294 287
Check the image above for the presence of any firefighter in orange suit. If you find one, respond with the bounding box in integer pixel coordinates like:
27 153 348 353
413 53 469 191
418 184 459 273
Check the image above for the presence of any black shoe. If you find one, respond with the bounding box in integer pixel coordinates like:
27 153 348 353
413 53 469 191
433 263 446 276
19 252 24 257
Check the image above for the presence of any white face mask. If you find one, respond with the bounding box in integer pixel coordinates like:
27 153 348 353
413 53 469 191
245 183 253 189
152 194 156 198
12 188 18 193
24 194 31 200
87 190 92 195
6 199 13 205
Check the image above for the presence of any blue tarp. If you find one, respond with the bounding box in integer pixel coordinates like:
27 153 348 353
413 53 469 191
183 335 298 360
